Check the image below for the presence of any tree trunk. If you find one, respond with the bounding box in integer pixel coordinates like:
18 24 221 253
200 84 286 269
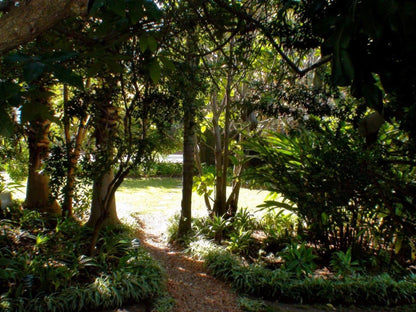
0 0 88 54
62 85 90 218
85 170 119 228
25 89 61 215
212 92 227 217
85 100 120 228
226 163 243 217
178 104 195 239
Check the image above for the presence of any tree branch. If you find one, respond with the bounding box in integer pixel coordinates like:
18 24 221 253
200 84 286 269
0 0 89 54
211 0 331 77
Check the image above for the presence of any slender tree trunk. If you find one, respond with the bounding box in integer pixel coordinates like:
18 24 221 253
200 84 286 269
178 103 195 239
62 85 90 218
25 86 61 215
194 139 212 215
212 92 227 217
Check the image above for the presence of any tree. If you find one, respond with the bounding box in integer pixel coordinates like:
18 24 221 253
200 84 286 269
0 0 89 54
303 0 416 143
24 83 61 214
190 2 263 218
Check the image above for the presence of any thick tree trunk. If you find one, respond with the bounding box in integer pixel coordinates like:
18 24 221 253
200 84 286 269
178 105 195 239
0 0 88 54
85 170 119 228
85 101 120 228
25 90 61 215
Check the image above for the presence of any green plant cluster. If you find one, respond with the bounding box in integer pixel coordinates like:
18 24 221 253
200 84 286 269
130 161 182 178
246 118 416 266
192 241 416 306
178 208 260 255
0 206 164 312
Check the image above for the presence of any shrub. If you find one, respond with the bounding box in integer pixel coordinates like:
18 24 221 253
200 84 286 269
245 121 416 265
330 248 360 277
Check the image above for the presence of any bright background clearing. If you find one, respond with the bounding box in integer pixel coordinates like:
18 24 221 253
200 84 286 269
116 177 269 224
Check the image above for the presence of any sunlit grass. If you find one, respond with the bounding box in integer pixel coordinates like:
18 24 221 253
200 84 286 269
2 173 269 225
116 177 268 222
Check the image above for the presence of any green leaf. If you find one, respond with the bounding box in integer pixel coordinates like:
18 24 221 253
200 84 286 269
143 0 161 20
51 65 83 89
321 212 328 225
159 56 175 71
23 61 45 82
128 2 144 23
109 0 126 17
20 102 55 123
0 81 22 101
0 109 14 137
147 36 158 53
139 36 148 53
149 61 161 83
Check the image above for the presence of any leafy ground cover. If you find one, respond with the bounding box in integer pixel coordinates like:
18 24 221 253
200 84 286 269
0 204 165 312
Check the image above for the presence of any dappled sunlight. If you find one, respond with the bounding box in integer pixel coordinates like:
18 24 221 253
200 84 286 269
137 218 242 312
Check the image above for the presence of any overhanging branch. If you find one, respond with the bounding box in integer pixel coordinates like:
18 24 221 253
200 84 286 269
0 0 89 54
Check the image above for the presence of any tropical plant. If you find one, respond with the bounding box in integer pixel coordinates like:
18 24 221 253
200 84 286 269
227 228 254 255
281 242 317 278
207 214 231 243
0 205 164 312
246 117 416 264
330 248 360 277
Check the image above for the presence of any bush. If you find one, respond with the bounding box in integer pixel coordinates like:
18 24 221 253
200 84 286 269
245 120 416 266
130 161 182 178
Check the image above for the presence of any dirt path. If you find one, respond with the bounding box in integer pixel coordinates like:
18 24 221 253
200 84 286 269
139 212 242 312
107 212 242 312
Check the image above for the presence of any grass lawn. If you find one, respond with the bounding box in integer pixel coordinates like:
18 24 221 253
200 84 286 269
116 177 269 224
4 175 269 225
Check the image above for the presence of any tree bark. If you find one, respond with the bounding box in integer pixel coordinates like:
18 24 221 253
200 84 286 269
0 0 88 54
85 100 120 228
178 104 195 239
212 92 227 217
86 170 119 228
25 87 61 215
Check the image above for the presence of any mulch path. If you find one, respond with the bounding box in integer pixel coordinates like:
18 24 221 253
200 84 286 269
139 213 242 312
106 212 242 312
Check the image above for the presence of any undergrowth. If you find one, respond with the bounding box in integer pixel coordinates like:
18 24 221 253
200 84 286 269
0 204 165 312
186 238 416 307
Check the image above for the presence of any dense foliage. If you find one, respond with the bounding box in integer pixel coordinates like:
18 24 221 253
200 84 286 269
186 239 416 306
1 0 416 309
0 205 164 312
